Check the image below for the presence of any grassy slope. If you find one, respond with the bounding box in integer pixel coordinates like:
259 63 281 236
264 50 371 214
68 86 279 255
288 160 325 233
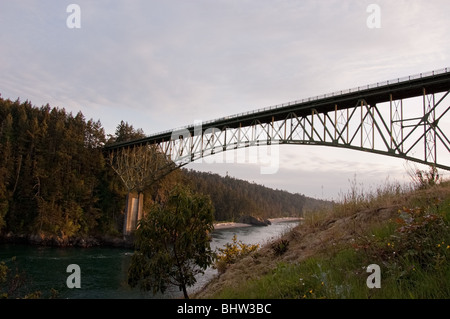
195 180 450 299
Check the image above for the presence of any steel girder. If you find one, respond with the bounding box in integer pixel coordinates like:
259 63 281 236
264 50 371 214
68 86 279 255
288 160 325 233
105 69 450 171
155 90 450 171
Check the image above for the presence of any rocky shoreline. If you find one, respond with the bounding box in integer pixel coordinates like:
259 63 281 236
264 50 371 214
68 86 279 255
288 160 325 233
0 232 134 248
237 215 272 226
1 217 303 248
214 216 303 229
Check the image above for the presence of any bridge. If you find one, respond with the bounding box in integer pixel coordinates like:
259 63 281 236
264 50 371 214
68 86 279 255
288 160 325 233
105 68 450 234
107 68 450 170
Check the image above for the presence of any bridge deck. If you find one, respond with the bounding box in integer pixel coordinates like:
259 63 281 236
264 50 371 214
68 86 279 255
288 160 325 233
105 68 450 150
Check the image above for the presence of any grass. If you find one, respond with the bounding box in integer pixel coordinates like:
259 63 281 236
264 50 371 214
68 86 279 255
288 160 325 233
198 175 450 299
303 176 409 226
213 249 365 299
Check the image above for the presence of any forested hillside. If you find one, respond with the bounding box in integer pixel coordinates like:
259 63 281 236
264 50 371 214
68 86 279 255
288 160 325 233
0 97 327 244
183 169 324 221
0 97 126 240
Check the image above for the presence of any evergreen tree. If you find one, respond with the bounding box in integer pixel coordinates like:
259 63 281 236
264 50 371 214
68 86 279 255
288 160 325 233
109 120 145 143
0 96 124 240
128 185 215 299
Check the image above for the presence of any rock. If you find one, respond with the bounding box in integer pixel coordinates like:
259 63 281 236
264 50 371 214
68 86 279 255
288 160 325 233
238 215 270 226
1 232 132 248
28 233 45 245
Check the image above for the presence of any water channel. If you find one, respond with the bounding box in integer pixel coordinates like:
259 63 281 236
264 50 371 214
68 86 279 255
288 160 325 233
0 220 299 299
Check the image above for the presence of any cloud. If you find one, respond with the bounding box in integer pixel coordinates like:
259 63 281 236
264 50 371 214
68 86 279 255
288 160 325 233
2 1 449 125
1 0 449 197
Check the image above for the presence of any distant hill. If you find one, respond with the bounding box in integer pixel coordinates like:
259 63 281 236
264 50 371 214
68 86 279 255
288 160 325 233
182 169 329 222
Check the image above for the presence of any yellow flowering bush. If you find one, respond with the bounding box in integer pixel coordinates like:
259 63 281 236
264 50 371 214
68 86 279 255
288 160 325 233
214 235 259 274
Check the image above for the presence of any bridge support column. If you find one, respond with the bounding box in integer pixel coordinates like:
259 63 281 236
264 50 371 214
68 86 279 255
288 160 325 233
123 191 144 236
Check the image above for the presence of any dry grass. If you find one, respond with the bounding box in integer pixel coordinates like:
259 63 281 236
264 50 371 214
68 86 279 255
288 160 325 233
194 177 450 299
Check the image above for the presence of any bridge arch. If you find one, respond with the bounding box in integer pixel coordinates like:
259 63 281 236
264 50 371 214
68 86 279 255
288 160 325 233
105 69 450 235
106 68 450 173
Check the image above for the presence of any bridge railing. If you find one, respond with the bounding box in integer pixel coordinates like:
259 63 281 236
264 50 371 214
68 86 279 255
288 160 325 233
147 67 450 138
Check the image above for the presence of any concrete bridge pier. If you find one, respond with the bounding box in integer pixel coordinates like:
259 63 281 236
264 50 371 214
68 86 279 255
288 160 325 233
123 191 144 236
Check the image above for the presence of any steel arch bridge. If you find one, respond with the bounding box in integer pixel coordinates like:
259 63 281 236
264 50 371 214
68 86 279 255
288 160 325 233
106 68 450 171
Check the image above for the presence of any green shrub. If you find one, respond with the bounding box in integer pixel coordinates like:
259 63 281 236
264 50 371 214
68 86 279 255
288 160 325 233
271 239 289 256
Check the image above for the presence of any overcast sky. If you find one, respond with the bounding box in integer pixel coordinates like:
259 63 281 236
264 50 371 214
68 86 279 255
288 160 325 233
1 0 449 200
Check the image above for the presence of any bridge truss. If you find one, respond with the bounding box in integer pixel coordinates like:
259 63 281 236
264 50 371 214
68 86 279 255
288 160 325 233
106 69 450 171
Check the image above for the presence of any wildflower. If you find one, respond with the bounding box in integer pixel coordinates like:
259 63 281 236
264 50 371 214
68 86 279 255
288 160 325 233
437 243 441 248
309 289 313 294
447 245 450 249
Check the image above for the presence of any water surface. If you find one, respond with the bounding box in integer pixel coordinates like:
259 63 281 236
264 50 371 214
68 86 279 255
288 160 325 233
0 220 299 299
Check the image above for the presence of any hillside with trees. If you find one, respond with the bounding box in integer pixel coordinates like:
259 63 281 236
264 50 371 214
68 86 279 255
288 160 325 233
183 169 325 221
0 96 328 245
0 97 126 242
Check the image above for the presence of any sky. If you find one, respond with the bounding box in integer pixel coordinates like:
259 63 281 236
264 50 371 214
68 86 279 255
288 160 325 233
1 0 450 200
